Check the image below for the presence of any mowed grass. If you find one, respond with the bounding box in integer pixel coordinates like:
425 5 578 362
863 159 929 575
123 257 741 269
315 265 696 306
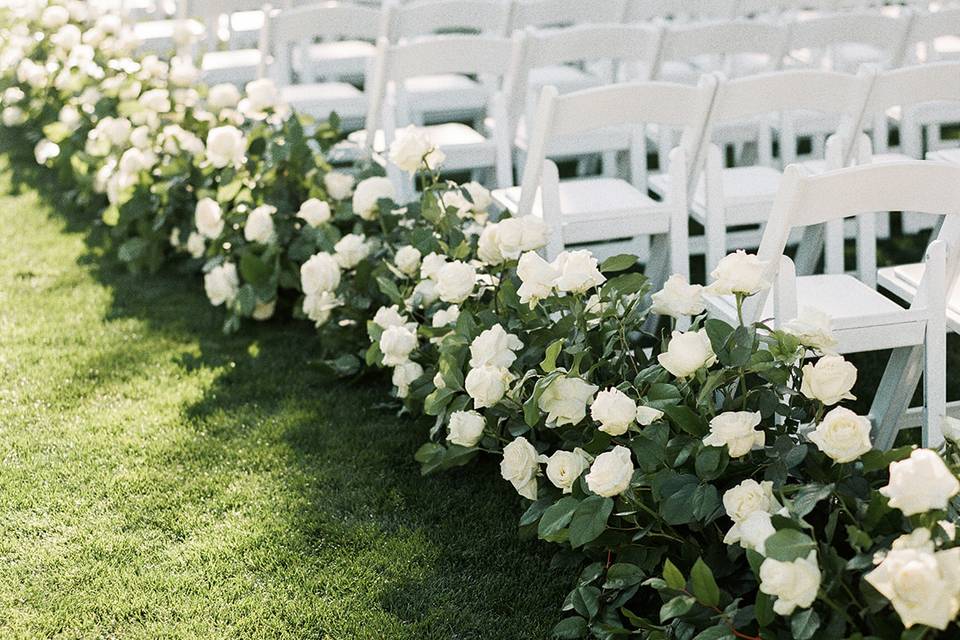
0 174 568 639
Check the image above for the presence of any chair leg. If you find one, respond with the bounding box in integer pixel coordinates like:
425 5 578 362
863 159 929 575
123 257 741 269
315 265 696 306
703 145 726 275
870 345 924 450
924 325 947 448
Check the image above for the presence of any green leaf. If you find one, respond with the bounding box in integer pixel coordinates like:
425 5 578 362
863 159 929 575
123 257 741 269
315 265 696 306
540 339 564 373
659 595 695 622
690 558 720 608
600 254 638 273
755 591 775 626
764 529 816 562
551 616 588 639
235 284 256 316
375 275 405 305
117 237 147 264
664 405 707 436
538 496 579 542
790 608 820 640
239 251 273 287
791 483 835 518
603 563 645 590
568 496 614 548
693 626 735 640
662 558 685 591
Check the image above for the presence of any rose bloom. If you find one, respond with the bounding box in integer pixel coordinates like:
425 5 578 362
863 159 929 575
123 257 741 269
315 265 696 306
553 250 605 294
333 234 370 269
351 176 395 220
297 198 331 227
300 252 341 295
204 262 239 307
205 125 245 168
432 305 460 328
723 479 777 522
880 448 960 516
373 305 411 330
703 411 764 457
392 360 423 398
866 547 960 630
783 306 838 353
465 365 510 409
807 407 872 463
538 377 599 427
800 355 857 405
388 125 445 173
500 437 539 500
244 78 278 112
324 171 356 201
469 324 523 369
636 405 664 426
585 446 634 497
446 411 486 448
759 551 821 616
591 388 638 436
435 261 477 304
545 448 590 494
517 251 559 306
705 250 769 296
724 510 776 554
651 274 705 318
379 325 418 366
303 291 339 327
244 204 276 244
658 329 717 378
207 83 241 110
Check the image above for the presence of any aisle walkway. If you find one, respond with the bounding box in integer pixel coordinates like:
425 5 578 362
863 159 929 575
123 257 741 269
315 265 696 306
0 176 565 639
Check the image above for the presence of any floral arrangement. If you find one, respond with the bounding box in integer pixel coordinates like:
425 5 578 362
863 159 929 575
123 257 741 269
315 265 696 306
1 2 958 638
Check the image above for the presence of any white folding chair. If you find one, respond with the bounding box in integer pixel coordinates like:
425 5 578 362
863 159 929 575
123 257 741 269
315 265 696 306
492 77 719 283
260 3 372 126
904 6 960 65
385 0 512 40
650 70 872 272
623 0 739 22
356 34 514 197
785 11 913 74
708 161 960 448
497 23 664 182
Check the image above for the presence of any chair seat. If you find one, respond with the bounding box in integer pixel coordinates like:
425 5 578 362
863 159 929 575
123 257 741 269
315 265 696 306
134 18 205 54
492 178 670 245
880 263 960 333
650 165 782 223
708 273 922 353
528 65 599 94
201 48 260 85
403 74 488 118
280 82 366 121
306 40 376 79
929 148 960 165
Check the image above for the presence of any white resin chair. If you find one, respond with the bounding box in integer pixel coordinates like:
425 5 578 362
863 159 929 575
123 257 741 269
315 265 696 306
784 11 913 74
650 70 872 272
498 23 664 182
260 3 373 126
904 6 960 66
356 34 514 198
709 161 960 448
179 0 268 85
492 77 720 283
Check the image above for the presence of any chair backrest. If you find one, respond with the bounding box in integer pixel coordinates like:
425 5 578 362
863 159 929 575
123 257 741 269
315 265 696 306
503 23 664 130
261 3 382 84
517 77 719 215
652 20 789 81
363 34 514 140
385 0 512 41
179 0 266 22
906 7 960 63
508 0 627 30
853 62 960 157
746 160 960 321
624 0 739 22
786 12 914 71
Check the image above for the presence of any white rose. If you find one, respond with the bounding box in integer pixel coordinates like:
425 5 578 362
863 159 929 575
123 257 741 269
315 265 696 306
204 262 239 307
51 24 82 50
783 306 837 353
807 407 872 463
500 437 539 500
420 252 447 281
394 246 421 277
372 305 407 330
553 250 605 294
800 355 857 405
706 250 770 296
185 231 205 259
435 261 476 304
585 446 634 497
539 377 599 427
129 126 151 150
351 176 395 220
208 83 241 110
494 217 549 260
465 365 510 409
432 305 460 328
943 416 960 444
169 56 199 86
297 198 331 227
139 88 170 113
100 116 132 146
880 449 960 516
244 204 276 244
206 125 245 169
866 548 960 630
591 388 638 436
517 251 559 306
469 324 523 369
724 510 776 555
252 299 276 321
17 59 46 89
392 360 423 398
244 78 277 112
442 181 492 218
636 406 664 426
658 329 717 378
759 551 821 616
194 198 224 240
651 274 705 318
412 278 439 307
303 291 339 327
324 171 355 201
41 5 70 29
447 410 486 448
545 448 590 494
379 325 418 366
34 139 60 164
333 234 369 269
477 224 505 265
388 125 445 173
723 479 777 522
300 252 341 295
2 107 26 127
703 411 764 458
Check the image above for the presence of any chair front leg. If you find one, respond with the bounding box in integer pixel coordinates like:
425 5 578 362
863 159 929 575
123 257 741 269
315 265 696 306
923 240 948 448
870 345 924 451
703 144 727 274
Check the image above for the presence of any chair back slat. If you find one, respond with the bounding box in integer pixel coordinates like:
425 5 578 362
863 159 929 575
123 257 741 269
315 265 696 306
710 69 866 123
388 0 512 39
385 35 514 80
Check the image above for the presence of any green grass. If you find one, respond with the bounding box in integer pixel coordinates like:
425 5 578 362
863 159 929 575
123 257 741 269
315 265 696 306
0 173 569 639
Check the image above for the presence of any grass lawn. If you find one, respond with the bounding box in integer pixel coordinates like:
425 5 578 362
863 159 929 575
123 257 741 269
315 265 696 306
0 172 569 639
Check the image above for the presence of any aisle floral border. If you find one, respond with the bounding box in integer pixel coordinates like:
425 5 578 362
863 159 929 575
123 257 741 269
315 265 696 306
2 3 959 638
